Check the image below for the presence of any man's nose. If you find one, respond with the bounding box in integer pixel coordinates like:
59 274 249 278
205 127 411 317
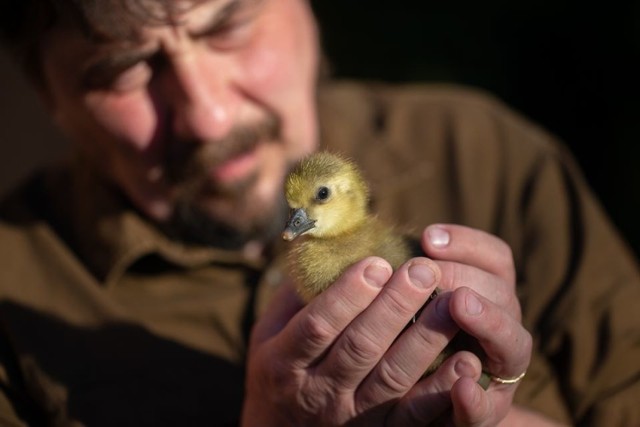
165 52 239 141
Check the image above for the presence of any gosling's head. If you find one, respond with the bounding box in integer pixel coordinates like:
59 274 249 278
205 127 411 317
282 152 370 241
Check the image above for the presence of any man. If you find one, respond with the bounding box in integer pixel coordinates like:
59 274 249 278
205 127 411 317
0 0 637 425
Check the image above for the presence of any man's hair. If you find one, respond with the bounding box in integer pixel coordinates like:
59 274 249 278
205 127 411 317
0 0 205 84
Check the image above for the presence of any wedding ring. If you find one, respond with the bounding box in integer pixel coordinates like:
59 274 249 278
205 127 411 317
489 371 526 385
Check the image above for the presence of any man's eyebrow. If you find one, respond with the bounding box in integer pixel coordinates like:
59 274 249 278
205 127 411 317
188 0 253 37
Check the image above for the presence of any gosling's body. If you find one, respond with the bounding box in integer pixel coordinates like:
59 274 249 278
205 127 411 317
293 215 410 301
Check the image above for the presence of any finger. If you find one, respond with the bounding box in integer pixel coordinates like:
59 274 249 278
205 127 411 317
449 287 532 382
386 351 483 426
422 224 515 285
355 291 457 408
276 257 393 365
318 258 440 389
250 279 304 347
433 260 520 320
451 376 496 426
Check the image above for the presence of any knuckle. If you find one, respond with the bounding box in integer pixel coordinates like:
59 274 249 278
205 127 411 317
504 290 522 320
519 328 533 363
437 261 466 291
269 357 295 391
267 361 342 420
298 376 356 422
337 328 384 366
413 318 451 352
376 357 414 395
380 286 419 317
298 378 330 415
494 237 513 260
298 311 338 349
356 359 414 411
495 239 516 279
488 321 533 374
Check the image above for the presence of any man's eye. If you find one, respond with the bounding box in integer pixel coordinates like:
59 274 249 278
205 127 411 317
85 62 152 92
110 63 152 92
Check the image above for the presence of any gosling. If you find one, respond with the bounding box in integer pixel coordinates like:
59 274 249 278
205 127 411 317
282 151 415 302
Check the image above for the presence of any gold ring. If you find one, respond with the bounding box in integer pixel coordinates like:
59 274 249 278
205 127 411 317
489 371 526 385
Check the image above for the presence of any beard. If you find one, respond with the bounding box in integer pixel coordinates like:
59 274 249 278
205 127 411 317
170 186 290 250
162 114 290 249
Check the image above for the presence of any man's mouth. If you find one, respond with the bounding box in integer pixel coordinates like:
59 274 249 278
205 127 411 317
166 115 281 188
209 145 260 184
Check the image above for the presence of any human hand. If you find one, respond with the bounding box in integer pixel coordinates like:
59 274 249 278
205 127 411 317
242 254 488 426
390 223 532 426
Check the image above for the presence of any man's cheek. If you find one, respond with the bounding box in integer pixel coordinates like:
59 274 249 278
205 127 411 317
239 44 288 100
85 92 158 152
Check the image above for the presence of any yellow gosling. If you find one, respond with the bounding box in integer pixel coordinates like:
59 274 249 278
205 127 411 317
282 151 490 389
282 151 410 301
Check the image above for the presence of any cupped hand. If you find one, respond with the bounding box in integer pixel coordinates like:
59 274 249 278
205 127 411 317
242 255 479 426
242 224 532 426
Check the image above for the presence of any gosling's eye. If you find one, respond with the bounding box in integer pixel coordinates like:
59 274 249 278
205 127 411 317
315 186 331 202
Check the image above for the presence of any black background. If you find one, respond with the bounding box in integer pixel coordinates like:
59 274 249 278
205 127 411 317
311 0 640 256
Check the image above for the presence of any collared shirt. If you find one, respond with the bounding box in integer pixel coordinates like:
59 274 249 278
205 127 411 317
1 81 639 426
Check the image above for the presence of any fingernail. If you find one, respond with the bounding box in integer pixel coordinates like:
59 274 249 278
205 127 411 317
465 291 483 316
428 226 450 248
455 359 477 378
408 262 435 289
364 262 390 288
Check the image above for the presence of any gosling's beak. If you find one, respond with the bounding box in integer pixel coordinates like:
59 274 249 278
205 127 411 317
282 208 316 241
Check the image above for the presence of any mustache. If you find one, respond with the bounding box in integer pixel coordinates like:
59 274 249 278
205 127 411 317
165 114 281 185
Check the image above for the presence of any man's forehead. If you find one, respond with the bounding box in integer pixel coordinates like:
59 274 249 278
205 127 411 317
55 0 259 79
147 0 241 32
65 0 240 45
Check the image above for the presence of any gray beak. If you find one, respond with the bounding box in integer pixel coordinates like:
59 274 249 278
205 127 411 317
282 208 316 241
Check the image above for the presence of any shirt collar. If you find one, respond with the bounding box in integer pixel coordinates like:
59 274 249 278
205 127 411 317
48 156 281 288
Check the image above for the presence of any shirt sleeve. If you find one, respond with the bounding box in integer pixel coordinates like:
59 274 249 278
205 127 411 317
490 109 640 426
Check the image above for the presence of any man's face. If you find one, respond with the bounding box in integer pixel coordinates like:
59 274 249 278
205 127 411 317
39 0 319 246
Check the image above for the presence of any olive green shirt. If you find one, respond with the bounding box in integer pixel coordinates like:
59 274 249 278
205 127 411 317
1 82 639 426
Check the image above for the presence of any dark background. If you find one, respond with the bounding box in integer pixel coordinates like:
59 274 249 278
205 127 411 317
310 0 640 256
1 1 638 255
